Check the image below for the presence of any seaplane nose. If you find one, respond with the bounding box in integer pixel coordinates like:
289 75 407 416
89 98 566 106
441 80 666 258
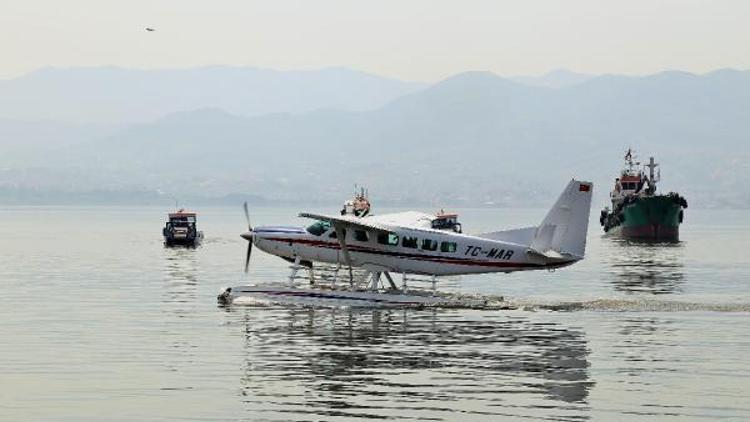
240 231 254 241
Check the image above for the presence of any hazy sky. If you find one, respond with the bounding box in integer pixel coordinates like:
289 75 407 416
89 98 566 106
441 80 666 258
2 0 748 81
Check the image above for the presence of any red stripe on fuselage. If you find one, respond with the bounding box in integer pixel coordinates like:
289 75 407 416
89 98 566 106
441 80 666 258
264 236 571 269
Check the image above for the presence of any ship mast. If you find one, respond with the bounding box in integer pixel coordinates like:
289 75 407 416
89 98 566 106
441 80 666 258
624 148 639 174
645 156 659 183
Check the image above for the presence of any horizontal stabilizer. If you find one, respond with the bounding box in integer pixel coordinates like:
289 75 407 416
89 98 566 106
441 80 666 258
478 226 536 246
525 248 570 262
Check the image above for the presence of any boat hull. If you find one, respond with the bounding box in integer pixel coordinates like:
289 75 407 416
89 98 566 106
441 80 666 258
163 231 203 247
604 195 683 241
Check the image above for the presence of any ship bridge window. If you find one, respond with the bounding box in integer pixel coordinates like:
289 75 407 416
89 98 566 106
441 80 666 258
306 220 331 236
402 236 418 248
421 239 438 251
440 241 457 253
353 230 369 242
377 232 399 246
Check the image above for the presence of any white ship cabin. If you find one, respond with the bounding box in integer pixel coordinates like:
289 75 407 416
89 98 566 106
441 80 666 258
340 190 371 217
611 172 657 200
611 150 659 200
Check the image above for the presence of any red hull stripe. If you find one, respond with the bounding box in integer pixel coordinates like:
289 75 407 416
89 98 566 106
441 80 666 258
266 237 573 269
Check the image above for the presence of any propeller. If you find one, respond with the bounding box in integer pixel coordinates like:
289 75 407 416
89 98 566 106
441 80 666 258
243 201 252 231
244 240 252 273
242 201 254 273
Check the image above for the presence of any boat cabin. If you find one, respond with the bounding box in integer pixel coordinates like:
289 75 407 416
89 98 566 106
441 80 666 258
431 211 462 233
167 210 197 229
616 175 643 193
611 149 659 199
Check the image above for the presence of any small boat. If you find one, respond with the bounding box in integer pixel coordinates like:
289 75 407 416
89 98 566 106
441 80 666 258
163 209 203 247
431 210 462 233
599 150 687 241
339 187 371 217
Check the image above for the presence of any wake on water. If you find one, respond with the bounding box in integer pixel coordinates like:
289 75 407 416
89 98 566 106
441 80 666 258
508 297 750 313
225 289 750 313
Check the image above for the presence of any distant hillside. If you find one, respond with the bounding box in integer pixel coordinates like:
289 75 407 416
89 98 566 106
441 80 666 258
2 68 749 208
510 69 593 88
0 66 426 124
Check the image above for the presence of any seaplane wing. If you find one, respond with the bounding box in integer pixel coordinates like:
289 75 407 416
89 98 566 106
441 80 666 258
297 212 394 233
298 211 435 233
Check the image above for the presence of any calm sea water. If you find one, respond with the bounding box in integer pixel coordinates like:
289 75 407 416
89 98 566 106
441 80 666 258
1 206 749 421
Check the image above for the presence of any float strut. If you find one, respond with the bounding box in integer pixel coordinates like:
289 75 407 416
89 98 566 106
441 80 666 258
383 272 397 290
288 256 301 286
332 264 340 288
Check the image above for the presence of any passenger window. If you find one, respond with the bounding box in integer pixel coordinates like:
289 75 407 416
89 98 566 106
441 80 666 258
402 236 418 248
440 241 457 253
353 230 369 242
377 232 399 246
421 239 438 251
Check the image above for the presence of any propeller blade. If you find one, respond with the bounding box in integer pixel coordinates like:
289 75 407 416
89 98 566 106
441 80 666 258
244 241 252 273
243 201 252 231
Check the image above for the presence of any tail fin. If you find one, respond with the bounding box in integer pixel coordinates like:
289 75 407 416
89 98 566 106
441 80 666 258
530 179 593 259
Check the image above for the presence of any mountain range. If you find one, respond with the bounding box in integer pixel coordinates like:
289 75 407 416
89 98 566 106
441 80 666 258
1 66 748 208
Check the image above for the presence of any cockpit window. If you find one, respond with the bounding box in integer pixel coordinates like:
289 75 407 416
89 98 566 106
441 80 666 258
306 220 331 236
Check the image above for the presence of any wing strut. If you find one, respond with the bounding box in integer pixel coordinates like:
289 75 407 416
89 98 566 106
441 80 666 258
333 223 354 284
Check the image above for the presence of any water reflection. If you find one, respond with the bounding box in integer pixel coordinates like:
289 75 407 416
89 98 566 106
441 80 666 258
614 317 679 378
230 307 593 421
162 247 198 304
160 247 201 374
604 239 685 295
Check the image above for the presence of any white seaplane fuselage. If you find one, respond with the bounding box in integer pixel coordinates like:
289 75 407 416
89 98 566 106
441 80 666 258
249 221 561 276
242 179 594 277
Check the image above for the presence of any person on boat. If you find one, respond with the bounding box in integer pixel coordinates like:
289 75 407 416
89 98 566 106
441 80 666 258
614 178 622 194
353 195 370 217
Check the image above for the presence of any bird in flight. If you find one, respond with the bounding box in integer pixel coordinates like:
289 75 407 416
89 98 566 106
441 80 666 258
145 27 156 32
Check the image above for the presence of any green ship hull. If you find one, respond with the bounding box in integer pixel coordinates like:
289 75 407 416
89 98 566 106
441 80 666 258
602 195 685 241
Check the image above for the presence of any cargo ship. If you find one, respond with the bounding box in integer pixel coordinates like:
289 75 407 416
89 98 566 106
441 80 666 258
599 150 687 241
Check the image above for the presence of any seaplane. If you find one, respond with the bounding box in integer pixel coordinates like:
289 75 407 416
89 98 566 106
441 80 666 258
219 179 593 307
